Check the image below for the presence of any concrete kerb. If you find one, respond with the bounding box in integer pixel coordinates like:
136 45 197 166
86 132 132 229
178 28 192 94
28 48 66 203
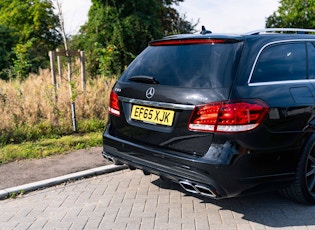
0 164 128 199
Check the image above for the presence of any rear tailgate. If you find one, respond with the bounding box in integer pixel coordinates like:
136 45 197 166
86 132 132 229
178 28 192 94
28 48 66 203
106 35 244 156
108 83 232 156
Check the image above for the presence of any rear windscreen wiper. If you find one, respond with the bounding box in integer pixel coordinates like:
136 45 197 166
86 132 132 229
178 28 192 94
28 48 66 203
129 75 159 84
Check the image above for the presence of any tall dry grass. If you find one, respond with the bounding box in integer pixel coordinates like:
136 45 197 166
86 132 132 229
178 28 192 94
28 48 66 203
0 69 115 144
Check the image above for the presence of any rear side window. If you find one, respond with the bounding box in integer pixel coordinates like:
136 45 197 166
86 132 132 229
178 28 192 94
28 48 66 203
120 42 243 88
251 43 307 83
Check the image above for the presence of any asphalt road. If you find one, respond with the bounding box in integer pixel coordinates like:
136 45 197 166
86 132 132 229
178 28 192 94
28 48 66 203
0 147 110 190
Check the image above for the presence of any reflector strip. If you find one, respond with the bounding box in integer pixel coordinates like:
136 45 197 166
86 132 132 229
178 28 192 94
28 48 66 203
109 91 120 117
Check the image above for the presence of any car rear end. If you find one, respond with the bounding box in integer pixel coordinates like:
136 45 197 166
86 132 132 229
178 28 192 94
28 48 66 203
102 34 273 198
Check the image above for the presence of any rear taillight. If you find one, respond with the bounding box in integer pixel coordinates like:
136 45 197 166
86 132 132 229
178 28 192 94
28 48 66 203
188 100 269 133
109 90 120 116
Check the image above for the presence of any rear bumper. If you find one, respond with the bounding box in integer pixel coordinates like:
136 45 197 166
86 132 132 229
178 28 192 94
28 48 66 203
103 128 296 198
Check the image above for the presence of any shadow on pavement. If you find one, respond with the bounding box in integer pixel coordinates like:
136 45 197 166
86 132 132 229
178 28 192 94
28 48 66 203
151 178 315 228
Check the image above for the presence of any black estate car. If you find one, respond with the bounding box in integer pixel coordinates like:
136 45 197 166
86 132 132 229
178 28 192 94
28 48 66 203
103 28 315 204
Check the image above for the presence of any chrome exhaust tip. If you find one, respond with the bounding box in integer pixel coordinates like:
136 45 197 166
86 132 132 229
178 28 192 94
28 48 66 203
179 181 198 194
102 152 124 165
179 180 218 198
194 184 217 198
102 152 114 162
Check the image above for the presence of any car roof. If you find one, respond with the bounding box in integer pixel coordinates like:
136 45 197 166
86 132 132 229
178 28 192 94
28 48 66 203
151 28 315 45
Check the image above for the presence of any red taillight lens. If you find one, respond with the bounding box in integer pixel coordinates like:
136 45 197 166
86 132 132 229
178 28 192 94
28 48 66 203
188 103 221 132
188 100 269 133
109 90 120 116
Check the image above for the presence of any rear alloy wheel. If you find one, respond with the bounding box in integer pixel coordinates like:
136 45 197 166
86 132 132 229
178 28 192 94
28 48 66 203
304 147 315 200
280 138 315 204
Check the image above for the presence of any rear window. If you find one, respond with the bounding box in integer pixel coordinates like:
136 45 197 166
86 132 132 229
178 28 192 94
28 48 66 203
120 42 243 88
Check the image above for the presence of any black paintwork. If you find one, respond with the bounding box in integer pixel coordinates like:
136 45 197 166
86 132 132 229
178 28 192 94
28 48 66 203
103 31 315 198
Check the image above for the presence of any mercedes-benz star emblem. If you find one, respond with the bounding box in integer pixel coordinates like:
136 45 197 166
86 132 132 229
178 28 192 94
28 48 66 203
146 87 155 99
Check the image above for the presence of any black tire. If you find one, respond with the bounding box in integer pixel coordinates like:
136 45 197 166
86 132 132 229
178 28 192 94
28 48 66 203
280 135 315 204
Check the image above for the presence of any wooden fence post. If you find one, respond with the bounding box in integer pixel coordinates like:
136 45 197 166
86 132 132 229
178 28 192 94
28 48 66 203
49 49 85 132
49 51 57 88
49 50 58 125
56 48 63 84
49 50 58 102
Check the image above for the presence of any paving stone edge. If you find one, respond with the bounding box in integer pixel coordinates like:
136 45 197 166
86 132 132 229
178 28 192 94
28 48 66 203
0 164 128 199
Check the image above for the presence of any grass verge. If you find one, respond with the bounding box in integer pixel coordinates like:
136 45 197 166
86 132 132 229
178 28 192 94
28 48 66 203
0 132 103 165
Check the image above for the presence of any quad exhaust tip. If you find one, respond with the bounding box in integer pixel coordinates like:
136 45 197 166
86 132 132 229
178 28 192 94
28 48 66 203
179 180 218 198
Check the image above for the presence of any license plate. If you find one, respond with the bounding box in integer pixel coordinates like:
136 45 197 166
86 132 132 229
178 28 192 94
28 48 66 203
131 105 175 126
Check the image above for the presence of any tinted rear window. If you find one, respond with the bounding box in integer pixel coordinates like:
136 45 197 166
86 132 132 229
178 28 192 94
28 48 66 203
120 42 243 88
251 42 307 83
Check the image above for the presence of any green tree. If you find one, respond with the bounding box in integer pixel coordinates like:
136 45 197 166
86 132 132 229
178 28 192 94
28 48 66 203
0 26 17 80
72 0 196 77
0 0 62 79
266 0 315 28
12 39 36 81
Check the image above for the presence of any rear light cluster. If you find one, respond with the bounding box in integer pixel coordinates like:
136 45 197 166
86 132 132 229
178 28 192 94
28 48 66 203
188 100 269 133
109 91 120 116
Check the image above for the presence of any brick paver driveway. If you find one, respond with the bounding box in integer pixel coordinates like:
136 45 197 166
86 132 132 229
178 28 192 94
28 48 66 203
1 169 315 229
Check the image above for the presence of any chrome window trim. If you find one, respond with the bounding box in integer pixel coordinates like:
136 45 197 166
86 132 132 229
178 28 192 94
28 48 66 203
247 39 315 85
248 79 315 87
119 96 195 110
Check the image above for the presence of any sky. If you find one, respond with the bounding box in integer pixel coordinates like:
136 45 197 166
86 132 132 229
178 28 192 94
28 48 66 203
56 0 92 35
58 0 280 35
